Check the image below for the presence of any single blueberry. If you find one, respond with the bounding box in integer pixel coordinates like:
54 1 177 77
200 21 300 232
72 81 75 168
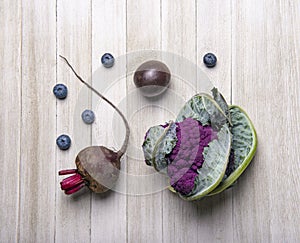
203 53 217 68
56 134 71 150
81 109 95 124
101 53 114 68
53 84 68 99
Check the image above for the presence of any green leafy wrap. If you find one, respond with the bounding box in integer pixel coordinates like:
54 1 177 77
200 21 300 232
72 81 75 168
142 88 257 201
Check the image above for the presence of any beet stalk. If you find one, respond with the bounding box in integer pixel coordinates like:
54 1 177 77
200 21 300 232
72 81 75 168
58 56 130 194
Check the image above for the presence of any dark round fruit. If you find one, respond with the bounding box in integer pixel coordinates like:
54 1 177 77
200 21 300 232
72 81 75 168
53 84 68 99
56 134 71 150
133 60 171 97
81 109 95 124
203 53 217 68
101 53 114 68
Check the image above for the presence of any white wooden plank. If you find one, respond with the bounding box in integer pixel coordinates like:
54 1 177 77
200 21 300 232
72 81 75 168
161 1 233 242
126 0 163 242
18 0 56 241
196 1 233 242
56 1 92 242
91 1 127 242
0 0 21 241
1 1 300 242
161 1 199 243
197 0 232 97
232 0 300 242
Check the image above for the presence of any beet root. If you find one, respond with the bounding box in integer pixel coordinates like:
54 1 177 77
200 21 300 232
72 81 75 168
58 56 130 195
59 146 121 194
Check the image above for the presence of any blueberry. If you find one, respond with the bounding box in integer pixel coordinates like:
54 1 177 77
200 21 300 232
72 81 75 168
53 84 68 99
203 53 217 68
56 134 71 150
101 53 114 68
81 109 95 124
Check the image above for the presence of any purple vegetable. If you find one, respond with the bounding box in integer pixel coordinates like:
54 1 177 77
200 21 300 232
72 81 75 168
166 118 217 195
143 91 257 200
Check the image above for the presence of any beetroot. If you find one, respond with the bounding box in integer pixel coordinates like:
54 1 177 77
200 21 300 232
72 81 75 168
58 56 130 195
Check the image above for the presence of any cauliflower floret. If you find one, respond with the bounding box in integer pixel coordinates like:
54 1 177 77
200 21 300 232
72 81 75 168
167 118 217 195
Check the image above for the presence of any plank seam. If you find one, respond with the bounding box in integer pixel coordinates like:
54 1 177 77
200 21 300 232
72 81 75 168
89 1 92 243
54 0 58 242
230 0 233 105
195 2 199 242
160 1 164 243
230 1 234 241
17 0 23 241
125 0 128 242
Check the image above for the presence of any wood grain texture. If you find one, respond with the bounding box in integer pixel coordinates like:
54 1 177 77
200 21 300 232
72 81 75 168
1 0 300 242
18 0 56 242
56 1 92 242
232 0 300 242
196 1 233 242
91 1 127 242
126 1 163 242
0 0 21 242
161 1 233 242
161 1 198 243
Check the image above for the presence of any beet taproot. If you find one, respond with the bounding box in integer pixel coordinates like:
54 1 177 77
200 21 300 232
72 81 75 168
58 56 130 195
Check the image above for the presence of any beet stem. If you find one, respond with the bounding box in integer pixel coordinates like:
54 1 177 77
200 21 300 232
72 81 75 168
61 173 81 182
61 178 84 190
59 55 130 158
65 182 85 195
58 169 77 175
60 174 83 190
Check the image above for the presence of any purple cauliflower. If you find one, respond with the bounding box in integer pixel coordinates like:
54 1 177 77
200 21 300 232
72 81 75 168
166 118 217 195
143 91 256 200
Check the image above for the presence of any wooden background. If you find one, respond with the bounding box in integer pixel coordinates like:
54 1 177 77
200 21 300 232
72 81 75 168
1 0 299 242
